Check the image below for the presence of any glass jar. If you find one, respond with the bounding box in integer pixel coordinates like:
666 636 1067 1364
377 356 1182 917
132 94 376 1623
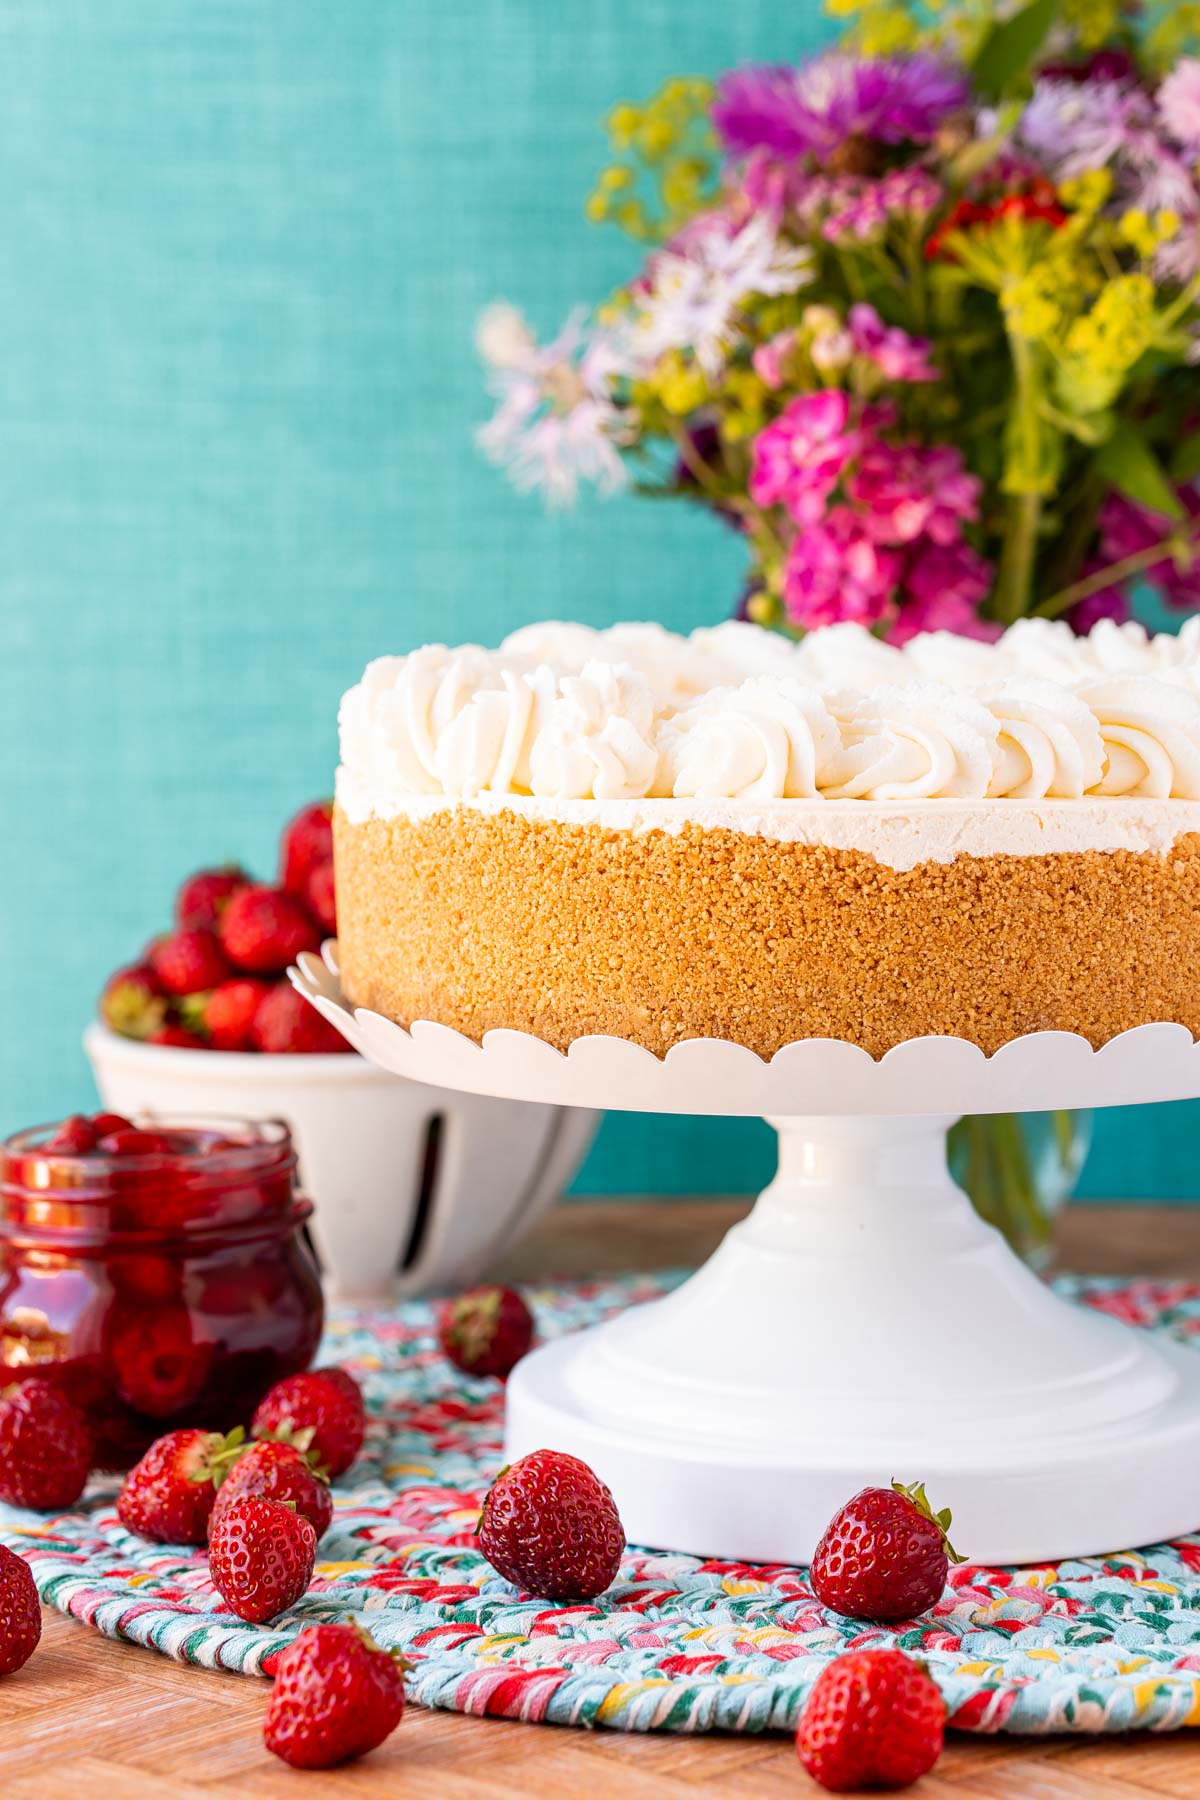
949 1110 1093 1268
0 1115 324 1468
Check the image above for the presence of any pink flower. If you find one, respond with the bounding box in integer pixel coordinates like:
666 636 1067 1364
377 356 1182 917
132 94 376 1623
1158 58 1200 153
847 303 937 382
821 167 943 243
752 328 799 390
849 441 981 545
783 505 903 629
893 541 994 639
749 390 861 523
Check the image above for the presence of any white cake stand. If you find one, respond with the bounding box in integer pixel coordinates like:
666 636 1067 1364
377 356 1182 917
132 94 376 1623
293 947 1200 1565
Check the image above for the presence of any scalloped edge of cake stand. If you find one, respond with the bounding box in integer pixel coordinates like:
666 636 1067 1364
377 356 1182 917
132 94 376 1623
290 944 1200 1117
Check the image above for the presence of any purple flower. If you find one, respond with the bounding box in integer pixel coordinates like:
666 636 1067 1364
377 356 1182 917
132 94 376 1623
1099 491 1200 610
1016 77 1151 179
847 303 937 383
1064 575 1131 636
783 505 904 630
1158 59 1200 153
749 389 862 524
897 541 994 638
713 53 969 162
848 440 981 545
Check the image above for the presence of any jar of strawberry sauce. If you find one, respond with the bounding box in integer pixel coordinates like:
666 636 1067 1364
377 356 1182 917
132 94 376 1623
0 1114 324 1468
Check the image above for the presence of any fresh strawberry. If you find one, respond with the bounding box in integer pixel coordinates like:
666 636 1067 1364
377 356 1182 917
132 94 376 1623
149 927 231 997
252 1368 364 1477
795 1648 945 1792
43 1114 99 1153
809 1481 963 1622
180 977 270 1051
147 1023 209 1049
0 1545 41 1676
280 801 334 896
208 1495 316 1623
117 1427 243 1544
477 1449 624 1601
209 1439 332 1543
264 1622 409 1769
313 1366 364 1411
175 865 249 930
250 983 353 1055
219 884 321 975
99 964 166 1041
439 1285 534 1379
0 1378 93 1510
305 858 337 935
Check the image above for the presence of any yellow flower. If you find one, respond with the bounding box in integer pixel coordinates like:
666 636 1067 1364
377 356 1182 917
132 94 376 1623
657 353 710 416
606 103 641 148
1118 209 1181 257
1059 170 1112 216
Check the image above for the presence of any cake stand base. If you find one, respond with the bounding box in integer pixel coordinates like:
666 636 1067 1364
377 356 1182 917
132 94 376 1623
506 1114 1200 1564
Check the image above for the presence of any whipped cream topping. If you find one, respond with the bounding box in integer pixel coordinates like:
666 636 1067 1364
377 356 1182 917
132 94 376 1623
337 617 1200 820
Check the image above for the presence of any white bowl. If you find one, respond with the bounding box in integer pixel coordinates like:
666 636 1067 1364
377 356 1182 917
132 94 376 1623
83 1023 599 1301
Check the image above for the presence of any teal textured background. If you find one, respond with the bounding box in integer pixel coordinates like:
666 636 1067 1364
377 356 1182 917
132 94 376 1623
0 0 1194 1199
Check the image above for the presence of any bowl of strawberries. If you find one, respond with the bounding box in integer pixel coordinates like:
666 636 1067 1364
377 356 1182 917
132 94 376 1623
84 803 599 1301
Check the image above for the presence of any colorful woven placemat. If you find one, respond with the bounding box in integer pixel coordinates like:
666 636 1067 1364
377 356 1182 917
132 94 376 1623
4 1271 1200 1736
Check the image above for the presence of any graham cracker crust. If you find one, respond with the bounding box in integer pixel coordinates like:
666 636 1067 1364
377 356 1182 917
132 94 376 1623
333 805 1200 1058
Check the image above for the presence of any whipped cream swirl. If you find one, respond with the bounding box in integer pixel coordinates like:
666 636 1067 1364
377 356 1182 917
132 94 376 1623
338 616 1200 808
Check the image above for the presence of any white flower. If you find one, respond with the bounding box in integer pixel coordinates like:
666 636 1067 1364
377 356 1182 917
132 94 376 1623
475 307 632 507
633 214 813 379
475 301 539 372
1016 78 1147 179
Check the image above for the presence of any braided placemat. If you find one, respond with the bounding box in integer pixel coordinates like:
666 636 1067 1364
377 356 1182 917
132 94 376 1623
3 1272 1200 1735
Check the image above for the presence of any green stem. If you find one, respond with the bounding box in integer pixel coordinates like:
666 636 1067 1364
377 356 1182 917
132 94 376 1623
1036 527 1200 618
994 491 1042 623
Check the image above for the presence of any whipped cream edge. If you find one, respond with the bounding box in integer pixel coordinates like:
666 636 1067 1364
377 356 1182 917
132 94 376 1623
335 772 1200 874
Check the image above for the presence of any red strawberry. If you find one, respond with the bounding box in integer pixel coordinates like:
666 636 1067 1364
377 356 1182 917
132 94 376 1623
175 865 249 930
181 977 270 1051
264 1622 408 1769
477 1449 623 1601
0 1378 93 1510
117 1427 243 1544
251 983 353 1055
97 1127 174 1156
795 1648 945 1792
314 1366 364 1411
439 1285 534 1379
252 1368 365 1477
208 1495 316 1623
280 801 334 896
150 927 231 997
91 1111 133 1136
209 1439 333 1543
0 1545 41 1676
305 858 337 935
147 1023 209 1049
100 964 167 1041
43 1114 99 1153
108 1300 213 1416
220 884 321 974
809 1481 963 1622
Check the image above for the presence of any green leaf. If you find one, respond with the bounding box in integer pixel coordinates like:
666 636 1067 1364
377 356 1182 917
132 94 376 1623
972 0 1061 99
1095 421 1184 519
1170 430 1200 484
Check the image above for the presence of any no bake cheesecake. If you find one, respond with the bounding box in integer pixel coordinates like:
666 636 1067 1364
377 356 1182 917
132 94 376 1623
332 617 1200 1057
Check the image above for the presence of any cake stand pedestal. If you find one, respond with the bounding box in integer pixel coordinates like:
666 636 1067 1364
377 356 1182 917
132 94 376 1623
292 948 1200 1565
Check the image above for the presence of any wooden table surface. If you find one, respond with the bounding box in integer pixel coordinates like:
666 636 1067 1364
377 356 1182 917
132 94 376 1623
5 1199 1200 1799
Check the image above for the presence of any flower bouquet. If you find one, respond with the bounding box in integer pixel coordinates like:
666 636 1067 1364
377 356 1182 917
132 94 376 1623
478 0 1200 640
475 0 1200 1255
